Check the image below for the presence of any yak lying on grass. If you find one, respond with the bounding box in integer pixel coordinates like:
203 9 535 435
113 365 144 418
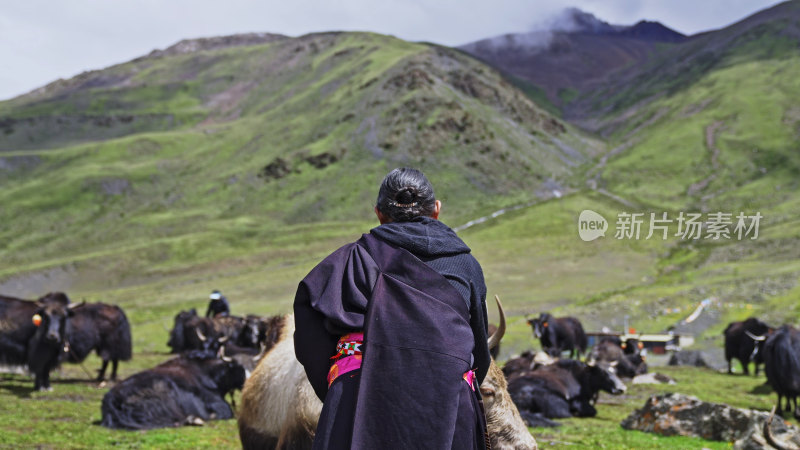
166 309 214 353
101 349 246 429
507 358 626 425
167 309 269 354
502 350 557 381
587 338 647 378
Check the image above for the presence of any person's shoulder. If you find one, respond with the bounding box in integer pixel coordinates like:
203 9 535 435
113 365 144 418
453 252 485 281
449 250 483 266
310 235 374 268
327 237 367 258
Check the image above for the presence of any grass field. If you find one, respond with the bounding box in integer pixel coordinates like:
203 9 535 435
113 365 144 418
0 354 242 448
0 189 790 448
0 349 790 448
532 365 783 449
0 184 796 448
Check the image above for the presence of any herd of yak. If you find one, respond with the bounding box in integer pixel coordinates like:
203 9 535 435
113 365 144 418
1 291 800 447
0 292 537 448
722 317 800 420
513 313 800 426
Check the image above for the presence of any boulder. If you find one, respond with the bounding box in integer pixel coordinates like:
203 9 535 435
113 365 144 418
668 350 709 367
621 393 800 449
631 372 676 385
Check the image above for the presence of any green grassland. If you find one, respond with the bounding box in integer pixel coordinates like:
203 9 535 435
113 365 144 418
1 15 799 449
533 366 781 449
586 47 800 343
0 354 242 449
0 351 789 448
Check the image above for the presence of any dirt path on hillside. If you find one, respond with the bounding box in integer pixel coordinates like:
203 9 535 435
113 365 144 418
585 119 726 211
453 136 644 232
0 267 76 299
687 120 724 197
585 141 635 191
453 189 569 232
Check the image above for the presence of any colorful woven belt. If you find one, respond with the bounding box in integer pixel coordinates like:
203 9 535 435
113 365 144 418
328 332 364 387
331 332 363 360
326 332 478 392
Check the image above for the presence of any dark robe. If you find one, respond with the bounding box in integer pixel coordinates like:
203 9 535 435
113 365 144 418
294 218 490 449
205 296 230 318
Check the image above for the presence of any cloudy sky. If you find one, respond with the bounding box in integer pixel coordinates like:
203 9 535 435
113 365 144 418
0 0 786 100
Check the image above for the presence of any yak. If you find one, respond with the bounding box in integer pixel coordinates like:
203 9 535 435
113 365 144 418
762 324 800 419
0 292 81 391
507 358 626 422
100 349 246 429
528 312 587 358
587 338 647 379
167 309 214 353
723 317 772 375
63 302 132 381
238 297 538 450
502 351 557 381
167 309 269 353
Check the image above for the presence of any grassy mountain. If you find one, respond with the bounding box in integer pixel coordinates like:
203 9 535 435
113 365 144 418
548 1 800 357
575 0 800 132
0 31 602 344
446 1 800 363
459 8 687 112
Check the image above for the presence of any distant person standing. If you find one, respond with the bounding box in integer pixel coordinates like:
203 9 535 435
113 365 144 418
206 290 230 318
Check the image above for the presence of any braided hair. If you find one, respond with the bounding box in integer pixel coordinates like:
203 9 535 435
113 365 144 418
375 168 437 222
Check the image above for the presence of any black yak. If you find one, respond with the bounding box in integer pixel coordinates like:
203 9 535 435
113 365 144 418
101 349 246 429
64 302 132 381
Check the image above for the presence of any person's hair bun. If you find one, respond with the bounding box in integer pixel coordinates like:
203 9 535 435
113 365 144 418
394 187 417 205
375 168 436 221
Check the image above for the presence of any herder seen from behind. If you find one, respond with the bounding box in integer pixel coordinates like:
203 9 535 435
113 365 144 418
205 290 229 318
294 167 492 449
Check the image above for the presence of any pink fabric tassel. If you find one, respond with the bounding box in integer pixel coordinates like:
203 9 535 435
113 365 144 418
463 369 476 391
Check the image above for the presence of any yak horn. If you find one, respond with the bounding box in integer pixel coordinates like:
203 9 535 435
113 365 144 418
745 330 767 342
67 301 86 310
217 335 229 343
253 341 269 362
218 346 233 363
764 405 790 450
196 328 207 342
487 295 506 351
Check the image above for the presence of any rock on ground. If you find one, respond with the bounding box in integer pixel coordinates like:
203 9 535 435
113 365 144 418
621 393 800 450
668 350 709 367
631 372 676 385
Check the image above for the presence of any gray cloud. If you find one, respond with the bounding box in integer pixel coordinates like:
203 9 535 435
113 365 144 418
0 0 785 100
